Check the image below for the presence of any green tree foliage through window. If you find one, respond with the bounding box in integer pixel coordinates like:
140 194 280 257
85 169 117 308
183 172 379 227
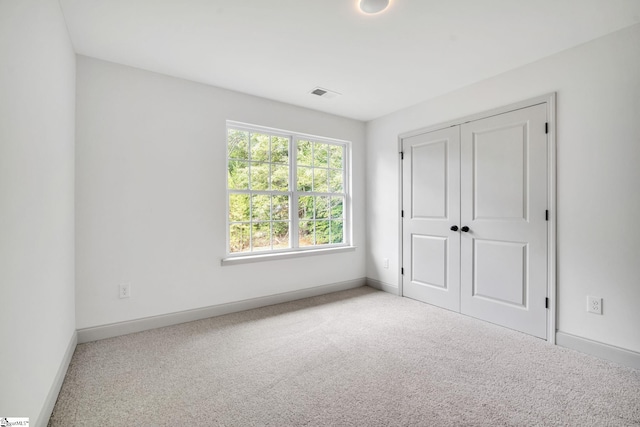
227 125 348 254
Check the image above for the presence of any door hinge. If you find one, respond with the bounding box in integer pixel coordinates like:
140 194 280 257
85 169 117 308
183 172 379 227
545 122 549 134
545 210 549 221
545 297 549 309
401 210 404 218
401 267 404 275
400 152 404 160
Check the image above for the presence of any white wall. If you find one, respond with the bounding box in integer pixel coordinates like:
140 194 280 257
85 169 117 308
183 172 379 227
75 56 366 329
366 24 640 353
0 0 76 424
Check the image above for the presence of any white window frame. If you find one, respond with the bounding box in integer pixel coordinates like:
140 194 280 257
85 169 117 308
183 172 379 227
223 121 353 265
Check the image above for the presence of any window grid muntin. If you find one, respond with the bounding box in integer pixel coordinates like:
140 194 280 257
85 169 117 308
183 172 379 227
294 136 346 249
227 123 349 256
228 189 291 253
296 194 345 246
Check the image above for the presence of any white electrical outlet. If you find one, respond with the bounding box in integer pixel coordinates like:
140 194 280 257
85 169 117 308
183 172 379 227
383 258 389 269
587 296 602 314
119 283 131 299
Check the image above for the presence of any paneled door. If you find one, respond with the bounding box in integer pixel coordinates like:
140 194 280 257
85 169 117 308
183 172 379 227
402 127 461 312
402 103 549 339
460 104 548 338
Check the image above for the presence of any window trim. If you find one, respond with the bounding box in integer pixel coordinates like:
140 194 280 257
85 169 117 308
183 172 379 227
224 121 352 260
221 245 356 266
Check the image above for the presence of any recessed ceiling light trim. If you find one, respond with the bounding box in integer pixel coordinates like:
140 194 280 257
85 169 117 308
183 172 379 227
359 0 390 14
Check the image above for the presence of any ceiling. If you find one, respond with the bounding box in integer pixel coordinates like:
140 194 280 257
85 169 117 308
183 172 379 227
59 0 640 121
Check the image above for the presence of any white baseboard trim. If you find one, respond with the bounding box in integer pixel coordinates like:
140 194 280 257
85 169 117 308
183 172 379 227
37 330 77 427
78 278 366 344
556 331 640 370
366 277 400 296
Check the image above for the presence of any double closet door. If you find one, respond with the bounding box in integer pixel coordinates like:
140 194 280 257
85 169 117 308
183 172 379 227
402 103 548 339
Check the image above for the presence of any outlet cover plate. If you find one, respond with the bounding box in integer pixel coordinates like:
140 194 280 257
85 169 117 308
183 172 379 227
587 296 602 314
119 283 131 299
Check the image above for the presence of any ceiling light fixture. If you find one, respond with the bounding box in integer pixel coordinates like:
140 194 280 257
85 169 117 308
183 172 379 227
359 0 390 14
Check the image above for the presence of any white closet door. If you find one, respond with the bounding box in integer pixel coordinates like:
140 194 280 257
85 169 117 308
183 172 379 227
402 127 461 312
460 104 548 339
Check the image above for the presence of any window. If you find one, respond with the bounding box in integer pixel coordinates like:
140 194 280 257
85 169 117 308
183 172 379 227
226 122 349 256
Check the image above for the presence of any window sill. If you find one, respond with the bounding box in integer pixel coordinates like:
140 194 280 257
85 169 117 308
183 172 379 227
221 246 356 266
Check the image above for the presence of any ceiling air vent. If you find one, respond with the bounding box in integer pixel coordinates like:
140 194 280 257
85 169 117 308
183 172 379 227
309 87 341 100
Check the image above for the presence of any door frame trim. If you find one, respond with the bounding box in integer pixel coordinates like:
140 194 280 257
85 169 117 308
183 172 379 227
397 93 557 344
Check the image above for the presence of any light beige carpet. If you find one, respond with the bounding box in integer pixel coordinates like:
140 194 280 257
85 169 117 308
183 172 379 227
50 286 640 426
